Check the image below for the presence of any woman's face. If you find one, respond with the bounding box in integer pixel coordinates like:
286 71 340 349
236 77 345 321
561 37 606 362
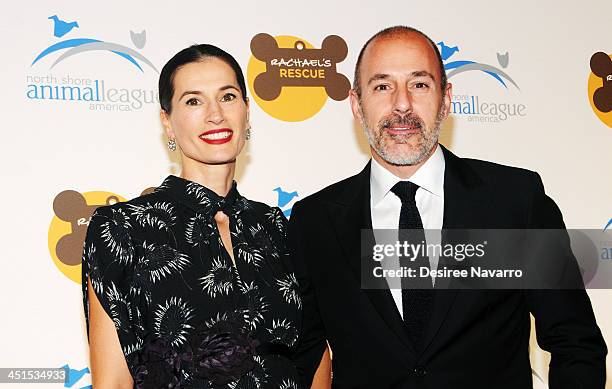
161 57 249 167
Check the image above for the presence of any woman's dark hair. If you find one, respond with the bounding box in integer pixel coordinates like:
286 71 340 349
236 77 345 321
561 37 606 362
158 44 247 113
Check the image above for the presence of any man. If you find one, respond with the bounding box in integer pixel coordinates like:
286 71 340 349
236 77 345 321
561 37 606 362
289 26 607 388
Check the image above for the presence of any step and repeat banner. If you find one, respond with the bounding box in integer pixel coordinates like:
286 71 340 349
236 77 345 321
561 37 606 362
1 0 611 387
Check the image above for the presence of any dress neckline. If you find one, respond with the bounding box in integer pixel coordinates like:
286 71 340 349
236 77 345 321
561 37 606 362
154 175 243 215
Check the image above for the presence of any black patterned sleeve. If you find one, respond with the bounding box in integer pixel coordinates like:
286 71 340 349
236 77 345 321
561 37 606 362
268 206 288 241
81 205 142 372
263 207 294 272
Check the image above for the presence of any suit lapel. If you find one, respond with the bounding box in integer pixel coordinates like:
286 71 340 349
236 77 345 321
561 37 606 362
325 147 491 355
325 163 414 352
420 145 491 355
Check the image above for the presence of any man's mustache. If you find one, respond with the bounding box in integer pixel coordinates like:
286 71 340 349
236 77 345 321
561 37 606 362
379 114 424 130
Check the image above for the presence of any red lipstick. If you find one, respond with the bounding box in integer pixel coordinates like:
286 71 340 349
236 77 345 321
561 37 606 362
199 128 233 144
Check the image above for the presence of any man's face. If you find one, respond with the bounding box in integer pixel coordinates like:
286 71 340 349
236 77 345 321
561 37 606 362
350 33 452 166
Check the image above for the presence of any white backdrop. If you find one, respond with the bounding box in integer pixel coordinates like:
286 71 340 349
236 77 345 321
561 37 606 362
1 1 611 387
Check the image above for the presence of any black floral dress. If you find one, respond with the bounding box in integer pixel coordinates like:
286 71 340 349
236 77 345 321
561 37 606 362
82 175 303 389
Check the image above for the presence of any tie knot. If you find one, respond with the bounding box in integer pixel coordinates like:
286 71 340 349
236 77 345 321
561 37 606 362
390 181 420 203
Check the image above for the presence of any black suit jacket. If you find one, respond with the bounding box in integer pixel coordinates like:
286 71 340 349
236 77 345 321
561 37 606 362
289 146 607 389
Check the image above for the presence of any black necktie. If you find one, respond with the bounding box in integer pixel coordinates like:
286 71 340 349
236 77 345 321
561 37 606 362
390 181 433 351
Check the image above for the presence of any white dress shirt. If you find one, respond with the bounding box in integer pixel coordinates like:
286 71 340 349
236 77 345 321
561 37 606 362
370 145 445 317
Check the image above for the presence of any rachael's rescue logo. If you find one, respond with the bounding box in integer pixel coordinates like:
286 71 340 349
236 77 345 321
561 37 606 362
588 51 612 128
48 190 126 283
48 187 154 283
247 33 350 122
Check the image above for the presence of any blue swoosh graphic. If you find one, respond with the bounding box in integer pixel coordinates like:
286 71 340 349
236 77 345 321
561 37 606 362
32 38 143 71
444 60 507 88
444 60 476 70
112 51 143 72
32 39 100 65
483 70 507 88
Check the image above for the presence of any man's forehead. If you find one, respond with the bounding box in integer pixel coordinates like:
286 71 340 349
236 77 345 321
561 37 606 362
365 32 436 59
360 35 438 80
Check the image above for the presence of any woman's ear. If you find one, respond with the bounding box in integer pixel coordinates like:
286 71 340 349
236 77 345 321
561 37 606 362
160 109 175 139
245 97 251 131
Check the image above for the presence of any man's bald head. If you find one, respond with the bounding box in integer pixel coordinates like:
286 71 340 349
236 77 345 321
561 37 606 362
353 26 447 98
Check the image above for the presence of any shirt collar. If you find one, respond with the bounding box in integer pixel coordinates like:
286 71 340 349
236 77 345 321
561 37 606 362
370 144 445 207
155 175 245 215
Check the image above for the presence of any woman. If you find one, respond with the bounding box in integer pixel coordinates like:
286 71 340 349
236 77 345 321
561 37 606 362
82 44 331 388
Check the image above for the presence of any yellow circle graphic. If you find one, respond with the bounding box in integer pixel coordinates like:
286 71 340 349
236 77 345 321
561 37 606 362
588 52 612 128
48 191 126 283
247 35 328 122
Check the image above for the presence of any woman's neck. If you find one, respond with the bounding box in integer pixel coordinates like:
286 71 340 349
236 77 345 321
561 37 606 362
180 160 236 197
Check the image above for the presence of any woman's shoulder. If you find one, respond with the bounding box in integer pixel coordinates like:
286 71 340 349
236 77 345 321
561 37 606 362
87 190 180 241
240 197 287 236
241 197 277 215
84 191 177 270
91 190 174 219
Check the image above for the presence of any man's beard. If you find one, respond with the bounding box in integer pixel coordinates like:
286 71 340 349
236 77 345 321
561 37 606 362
361 104 445 166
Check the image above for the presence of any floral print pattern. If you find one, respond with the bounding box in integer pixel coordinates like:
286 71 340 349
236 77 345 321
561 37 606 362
82 175 302 388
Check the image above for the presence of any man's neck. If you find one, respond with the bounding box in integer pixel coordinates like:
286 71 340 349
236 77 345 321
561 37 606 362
371 143 439 179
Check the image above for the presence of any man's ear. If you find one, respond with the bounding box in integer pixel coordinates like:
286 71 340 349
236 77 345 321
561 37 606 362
349 89 364 124
441 82 453 119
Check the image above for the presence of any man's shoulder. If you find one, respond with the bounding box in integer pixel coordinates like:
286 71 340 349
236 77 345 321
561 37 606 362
463 157 538 179
298 166 367 207
451 151 542 189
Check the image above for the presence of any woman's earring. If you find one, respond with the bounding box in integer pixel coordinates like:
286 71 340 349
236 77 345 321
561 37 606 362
246 127 251 140
167 139 177 151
